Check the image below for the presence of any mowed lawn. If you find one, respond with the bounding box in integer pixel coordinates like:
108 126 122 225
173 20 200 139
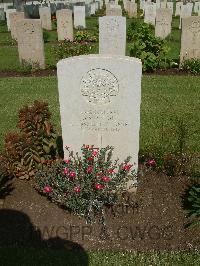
0 75 199 155
0 248 200 266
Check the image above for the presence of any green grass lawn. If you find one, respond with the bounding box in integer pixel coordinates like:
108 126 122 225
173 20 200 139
0 248 200 265
0 15 182 72
0 75 199 155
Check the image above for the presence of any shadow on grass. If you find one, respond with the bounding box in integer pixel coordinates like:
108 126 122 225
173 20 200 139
0 209 89 266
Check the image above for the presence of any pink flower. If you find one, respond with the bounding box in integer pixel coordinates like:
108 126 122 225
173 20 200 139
64 159 70 164
69 171 76 179
107 169 115 174
87 166 93 173
101 176 111 182
122 164 133 171
92 151 98 157
63 167 69 175
43 185 53 193
87 157 94 161
94 183 104 190
74 185 81 193
147 159 156 167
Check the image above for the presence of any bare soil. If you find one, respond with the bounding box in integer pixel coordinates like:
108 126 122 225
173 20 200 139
1 170 200 251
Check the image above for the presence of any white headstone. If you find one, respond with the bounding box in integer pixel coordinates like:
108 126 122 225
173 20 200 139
140 0 145 11
16 19 45 69
57 54 142 189
180 16 200 63
74 6 86 28
56 9 73 41
99 16 126 55
166 2 173 15
5 9 16 31
128 2 137 18
144 3 156 26
179 4 192 29
156 0 160 9
194 2 200 13
175 2 183 16
9 11 24 40
39 7 52 30
106 4 122 16
90 3 96 15
160 1 166 9
155 8 172 38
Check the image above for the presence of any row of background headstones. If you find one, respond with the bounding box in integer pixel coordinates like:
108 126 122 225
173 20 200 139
0 0 102 18
0 0 200 20
1 0 200 65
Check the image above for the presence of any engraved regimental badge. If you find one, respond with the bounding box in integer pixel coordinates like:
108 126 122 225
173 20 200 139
80 68 119 104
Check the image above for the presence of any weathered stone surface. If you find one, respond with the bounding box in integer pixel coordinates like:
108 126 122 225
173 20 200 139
106 4 122 16
144 3 156 26
56 9 73 41
194 2 200 13
166 2 173 14
90 3 96 15
57 54 142 188
74 5 85 28
99 16 126 55
16 19 45 69
9 11 24 40
155 8 172 38
179 4 192 29
156 0 160 9
180 16 200 63
175 2 183 16
39 6 52 30
128 2 137 18
5 9 16 30
160 1 166 9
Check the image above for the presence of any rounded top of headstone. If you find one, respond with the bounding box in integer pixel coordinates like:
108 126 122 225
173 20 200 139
57 54 142 68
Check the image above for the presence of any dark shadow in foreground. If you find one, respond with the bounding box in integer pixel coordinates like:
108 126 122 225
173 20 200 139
0 209 89 266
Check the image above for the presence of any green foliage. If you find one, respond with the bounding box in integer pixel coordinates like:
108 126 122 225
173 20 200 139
54 39 95 60
181 59 200 75
185 184 200 227
140 117 200 177
35 145 136 223
74 30 98 43
43 30 50 43
94 4 106 17
1 101 57 179
128 21 171 71
19 60 41 73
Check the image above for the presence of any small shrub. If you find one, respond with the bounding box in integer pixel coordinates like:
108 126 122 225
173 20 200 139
128 21 171 71
185 184 200 227
1 101 58 179
35 145 137 223
54 39 95 60
74 30 98 43
181 58 200 75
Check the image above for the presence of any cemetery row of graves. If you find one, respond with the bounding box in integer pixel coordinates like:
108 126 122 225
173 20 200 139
0 0 199 73
0 0 200 258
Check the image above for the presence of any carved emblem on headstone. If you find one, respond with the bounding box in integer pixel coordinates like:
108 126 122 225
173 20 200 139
80 68 119 104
